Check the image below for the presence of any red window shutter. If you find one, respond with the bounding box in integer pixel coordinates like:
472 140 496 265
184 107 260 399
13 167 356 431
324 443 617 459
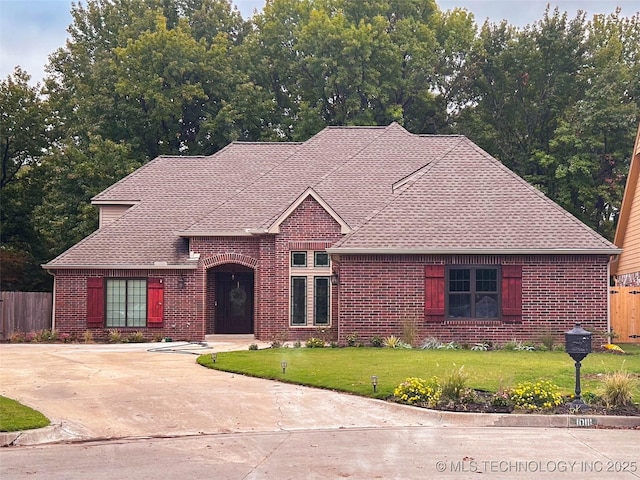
86 277 104 328
502 265 523 323
425 265 445 322
147 278 164 327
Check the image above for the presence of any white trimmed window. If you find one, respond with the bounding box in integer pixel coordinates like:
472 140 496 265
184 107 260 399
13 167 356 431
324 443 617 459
290 251 331 326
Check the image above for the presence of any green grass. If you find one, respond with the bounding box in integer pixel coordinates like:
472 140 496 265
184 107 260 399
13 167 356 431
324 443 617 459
0 396 50 432
198 345 640 402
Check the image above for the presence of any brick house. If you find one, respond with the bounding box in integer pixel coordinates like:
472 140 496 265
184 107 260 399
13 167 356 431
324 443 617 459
44 123 620 345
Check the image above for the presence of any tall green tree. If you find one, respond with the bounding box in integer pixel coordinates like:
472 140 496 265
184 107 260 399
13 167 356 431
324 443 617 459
458 8 589 175
0 68 50 189
536 11 640 238
46 0 250 159
0 69 52 290
32 136 140 258
246 0 475 138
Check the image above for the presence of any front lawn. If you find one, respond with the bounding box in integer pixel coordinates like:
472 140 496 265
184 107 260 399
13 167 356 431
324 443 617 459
197 346 640 403
0 396 50 432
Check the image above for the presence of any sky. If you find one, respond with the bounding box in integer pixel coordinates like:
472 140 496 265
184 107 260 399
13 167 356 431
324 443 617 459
1 0 638 84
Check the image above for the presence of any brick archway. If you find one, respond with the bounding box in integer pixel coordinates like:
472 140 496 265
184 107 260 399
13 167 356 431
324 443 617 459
202 253 258 334
202 253 258 270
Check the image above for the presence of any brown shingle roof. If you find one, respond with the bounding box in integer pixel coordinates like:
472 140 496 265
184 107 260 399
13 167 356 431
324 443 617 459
330 137 618 254
44 123 618 269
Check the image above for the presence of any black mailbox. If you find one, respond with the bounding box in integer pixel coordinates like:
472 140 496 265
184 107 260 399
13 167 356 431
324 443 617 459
565 323 592 362
565 323 592 410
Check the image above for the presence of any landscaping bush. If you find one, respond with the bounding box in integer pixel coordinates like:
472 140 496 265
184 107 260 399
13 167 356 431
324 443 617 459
401 317 417 347
441 366 469 401
345 332 359 347
383 335 411 349
305 337 326 348
107 329 123 343
420 337 443 350
33 329 59 342
127 331 145 343
601 370 637 408
394 377 441 406
509 381 563 411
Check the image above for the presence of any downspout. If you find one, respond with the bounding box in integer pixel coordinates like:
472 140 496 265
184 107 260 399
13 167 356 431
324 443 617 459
607 255 619 337
51 276 56 331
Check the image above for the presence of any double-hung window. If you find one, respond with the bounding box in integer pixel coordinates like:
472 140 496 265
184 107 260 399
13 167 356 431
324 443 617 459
290 251 331 326
106 279 147 327
447 267 499 319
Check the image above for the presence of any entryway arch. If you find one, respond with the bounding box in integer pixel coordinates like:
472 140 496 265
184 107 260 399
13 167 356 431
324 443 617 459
204 254 257 335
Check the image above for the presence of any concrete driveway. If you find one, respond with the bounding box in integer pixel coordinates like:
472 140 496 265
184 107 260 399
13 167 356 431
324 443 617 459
1 340 453 443
2 340 640 479
1 339 639 445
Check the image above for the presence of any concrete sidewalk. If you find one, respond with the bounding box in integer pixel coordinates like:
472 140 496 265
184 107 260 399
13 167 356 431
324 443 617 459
1 339 638 447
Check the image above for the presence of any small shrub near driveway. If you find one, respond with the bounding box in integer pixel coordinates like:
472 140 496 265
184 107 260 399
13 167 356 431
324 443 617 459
394 377 441 407
440 366 469 401
601 370 638 408
508 381 563 411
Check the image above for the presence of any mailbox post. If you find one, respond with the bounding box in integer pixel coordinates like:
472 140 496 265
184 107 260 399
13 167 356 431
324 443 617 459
565 323 592 411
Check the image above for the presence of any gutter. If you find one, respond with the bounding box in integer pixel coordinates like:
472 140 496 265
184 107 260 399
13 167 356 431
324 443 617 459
326 247 623 255
175 229 270 237
42 264 198 271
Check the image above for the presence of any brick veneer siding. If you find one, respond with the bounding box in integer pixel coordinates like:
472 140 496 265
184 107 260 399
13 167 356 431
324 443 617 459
52 269 200 342
260 197 343 341
336 254 611 347
188 197 343 341
51 206 610 347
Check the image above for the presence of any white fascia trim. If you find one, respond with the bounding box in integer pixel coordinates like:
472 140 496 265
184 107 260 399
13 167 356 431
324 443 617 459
326 247 623 255
43 264 198 270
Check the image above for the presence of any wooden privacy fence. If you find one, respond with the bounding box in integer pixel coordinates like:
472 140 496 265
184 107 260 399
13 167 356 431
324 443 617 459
610 287 640 344
0 292 52 341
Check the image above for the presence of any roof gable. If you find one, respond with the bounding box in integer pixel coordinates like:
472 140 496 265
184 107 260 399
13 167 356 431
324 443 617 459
267 187 351 234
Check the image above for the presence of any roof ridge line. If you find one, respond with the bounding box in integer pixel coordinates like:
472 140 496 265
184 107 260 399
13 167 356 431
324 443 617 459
180 141 307 233
308 123 397 194
333 137 466 246
392 137 467 192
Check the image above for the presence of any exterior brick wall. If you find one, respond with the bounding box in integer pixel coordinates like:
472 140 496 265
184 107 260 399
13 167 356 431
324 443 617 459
336 254 611 347
261 197 343 342
52 269 200 342
50 204 611 348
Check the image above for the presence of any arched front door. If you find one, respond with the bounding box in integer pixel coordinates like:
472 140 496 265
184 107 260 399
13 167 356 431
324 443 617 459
214 271 254 334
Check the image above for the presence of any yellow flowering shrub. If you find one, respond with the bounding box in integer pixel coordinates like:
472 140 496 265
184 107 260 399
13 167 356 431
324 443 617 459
394 377 441 406
508 381 563 411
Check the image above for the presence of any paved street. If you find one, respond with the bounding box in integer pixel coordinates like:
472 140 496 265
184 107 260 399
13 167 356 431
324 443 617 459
2 426 639 479
1 342 638 479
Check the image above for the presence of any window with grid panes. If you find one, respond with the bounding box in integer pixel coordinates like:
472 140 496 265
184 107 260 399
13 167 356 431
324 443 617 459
106 279 147 327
